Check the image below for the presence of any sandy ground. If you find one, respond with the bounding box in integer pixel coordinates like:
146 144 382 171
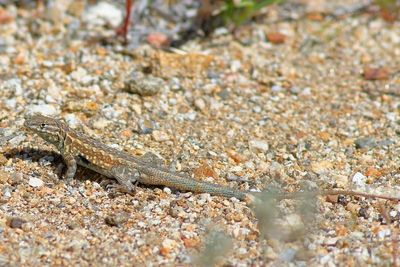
0 0 399 266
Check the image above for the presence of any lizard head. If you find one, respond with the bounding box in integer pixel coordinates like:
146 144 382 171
24 114 67 148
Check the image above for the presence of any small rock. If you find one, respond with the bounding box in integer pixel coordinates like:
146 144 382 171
92 118 110 130
6 217 26 229
346 202 360 213
290 86 301 95
0 8 13 24
162 239 177 249
64 114 80 128
351 172 366 188
286 214 303 228
137 119 154 134
146 32 171 48
26 104 58 116
3 188 11 198
253 106 262 113
2 78 23 95
194 98 206 111
125 72 163 96
104 214 127 227
266 32 286 44
378 139 395 147
386 112 396 122
279 248 297 262
152 130 170 142
271 85 283 92
363 66 389 80
227 173 240 181
378 228 391 239
70 67 88 82
311 160 333 174
169 77 183 91
4 98 16 109
84 2 122 28
29 177 44 188
230 60 242 72
163 187 171 194
249 139 269 152
355 137 376 149
155 52 214 78
323 237 338 246
333 174 348 188
326 194 339 203
8 135 26 146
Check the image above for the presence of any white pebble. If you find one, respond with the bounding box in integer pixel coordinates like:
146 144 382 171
84 2 122 28
152 130 170 142
249 139 269 152
29 177 44 188
163 187 172 194
64 114 80 128
351 172 366 188
5 99 16 109
26 104 59 116
230 60 242 72
9 135 26 146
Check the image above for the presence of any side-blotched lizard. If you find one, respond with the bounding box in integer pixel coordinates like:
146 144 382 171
24 114 255 202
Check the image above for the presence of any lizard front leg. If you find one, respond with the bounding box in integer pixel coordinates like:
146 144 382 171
63 153 77 180
110 166 140 193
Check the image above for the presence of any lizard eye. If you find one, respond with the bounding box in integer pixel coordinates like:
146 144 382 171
40 123 46 128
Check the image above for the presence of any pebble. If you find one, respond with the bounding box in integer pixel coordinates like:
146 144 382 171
377 228 391 239
152 130 170 142
194 98 206 111
249 139 269 152
5 98 16 109
125 72 164 96
351 172 367 188
163 187 172 194
333 174 348 188
271 85 283 92
162 238 177 250
355 137 376 149
64 114 80 128
92 118 110 129
386 112 397 122
184 112 197 121
2 78 23 95
84 1 122 28
137 118 154 134
169 78 183 91
230 60 242 72
286 214 303 228
377 139 394 147
26 104 58 116
253 106 262 113
226 173 240 181
7 217 26 229
279 248 297 262
8 134 25 146
230 166 243 173
290 86 301 95
3 188 11 198
39 156 54 166
28 177 44 188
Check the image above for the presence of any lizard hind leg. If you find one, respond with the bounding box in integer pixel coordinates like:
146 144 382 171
109 166 140 195
139 152 164 166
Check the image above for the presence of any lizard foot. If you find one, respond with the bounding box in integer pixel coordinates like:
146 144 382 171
106 182 136 197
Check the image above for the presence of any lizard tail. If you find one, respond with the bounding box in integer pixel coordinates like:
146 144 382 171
138 165 250 201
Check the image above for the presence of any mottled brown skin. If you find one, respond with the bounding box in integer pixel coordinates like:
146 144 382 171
24 114 252 201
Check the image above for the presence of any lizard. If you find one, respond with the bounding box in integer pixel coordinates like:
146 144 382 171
24 114 256 202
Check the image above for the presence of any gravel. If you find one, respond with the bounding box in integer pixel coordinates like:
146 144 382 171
0 0 399 266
